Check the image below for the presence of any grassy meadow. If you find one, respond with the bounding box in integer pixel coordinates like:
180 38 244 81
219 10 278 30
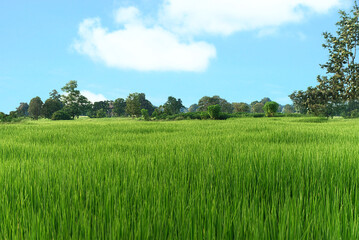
1 117 359 239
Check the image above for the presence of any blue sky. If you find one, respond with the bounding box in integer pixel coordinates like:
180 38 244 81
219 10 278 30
0 0 352 113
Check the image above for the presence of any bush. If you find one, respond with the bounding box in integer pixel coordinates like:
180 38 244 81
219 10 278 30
208 105 221 119
52 110 72 120
96 109 107 118
264 101 279 117
141 109 150 121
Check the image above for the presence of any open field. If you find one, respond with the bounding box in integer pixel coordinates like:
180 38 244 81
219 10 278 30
1 117 359 239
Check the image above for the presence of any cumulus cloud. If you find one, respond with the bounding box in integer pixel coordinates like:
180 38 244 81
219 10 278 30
74 0 347 72
81 90 107 103
73 8 216 72
160 0 346 35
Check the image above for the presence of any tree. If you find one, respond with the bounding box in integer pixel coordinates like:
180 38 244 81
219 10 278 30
252 103 264 113
42 98 63 119
113 98 126 116
49 89 61 101
291 2 359 117
16 102 29 117
29 96 43 120
188 104 199 112
61 80 90 118
52 110 72 120
125 93 142 117
208 104 221 119
141 109 150 121
263 101 279 117
233 102 250 113
198 96 233 113
164 96 184 115
283 104 295 114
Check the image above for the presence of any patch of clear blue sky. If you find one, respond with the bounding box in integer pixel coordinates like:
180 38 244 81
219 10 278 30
0 0 348 113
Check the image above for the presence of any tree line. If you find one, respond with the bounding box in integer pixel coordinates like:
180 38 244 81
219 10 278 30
1 80 295 122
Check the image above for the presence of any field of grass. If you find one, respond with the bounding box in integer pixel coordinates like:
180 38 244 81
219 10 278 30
1 117 359 239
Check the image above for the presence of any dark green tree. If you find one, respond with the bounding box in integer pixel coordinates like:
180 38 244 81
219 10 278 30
164 96 184 115
61 81 90 118
141 109 150 121
252 103 265 113
113 98 126 116
125 93 142 117
49 89 61 101
29 96 43 120
208 104 221 119
42 98 63 119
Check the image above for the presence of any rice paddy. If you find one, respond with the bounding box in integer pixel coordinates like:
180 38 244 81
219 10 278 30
1 117 359 239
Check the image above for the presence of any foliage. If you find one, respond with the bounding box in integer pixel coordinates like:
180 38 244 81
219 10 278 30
96 109 107 118
51 110 72 120
208 104 221 119
263 101 279 117
283 104 295 114
29 96 43 120
163 96 184 115
42 98 63 119
188 104 199 112
61 80 91 118
233 102 250 113
141 109 150 121
198 96 233 113
252 102 265 113
126 93 154 117
113 98 126 116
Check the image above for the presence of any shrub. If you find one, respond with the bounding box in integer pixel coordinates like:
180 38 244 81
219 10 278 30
96 109 107 118
264 101 279 117
141 109 150 121
52 110 72 120
208 104 221 119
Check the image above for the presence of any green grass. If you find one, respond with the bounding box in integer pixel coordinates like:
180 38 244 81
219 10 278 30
1 117 359 239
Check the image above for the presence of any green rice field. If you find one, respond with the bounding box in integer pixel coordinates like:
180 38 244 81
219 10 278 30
1 117 359 239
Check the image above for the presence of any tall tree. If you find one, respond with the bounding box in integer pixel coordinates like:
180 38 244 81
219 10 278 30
163 96 184 115
252 103 265 113
125 93 142 117
61 80 90 118
49 89 61 101
29 97 43 120
188 104 199 112
42 98 63 119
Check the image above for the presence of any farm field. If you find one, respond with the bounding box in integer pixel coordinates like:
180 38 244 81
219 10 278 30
1 117 359 239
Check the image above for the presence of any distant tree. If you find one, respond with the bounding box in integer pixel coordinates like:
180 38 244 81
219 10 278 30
260 97 272 105
233 102 250 113
42 98 63 119
29 96 43 120
252 103 265 113
198 96 233 113
49 89 61 101
126 93 142 117
208 104 221 119
113 98 126 116
138 93 155 116
263 101 279 117
61 80 91 118
164 96 184 115
283 104 295 114
16 102 29 117
188 104 199 112
141 109 150 121
96 109 107 118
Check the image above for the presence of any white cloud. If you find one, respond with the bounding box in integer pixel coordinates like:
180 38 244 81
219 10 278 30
81 90 107 103
74 1 347 72
73 8 216 72
160 0 347 35
114 7 141 25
